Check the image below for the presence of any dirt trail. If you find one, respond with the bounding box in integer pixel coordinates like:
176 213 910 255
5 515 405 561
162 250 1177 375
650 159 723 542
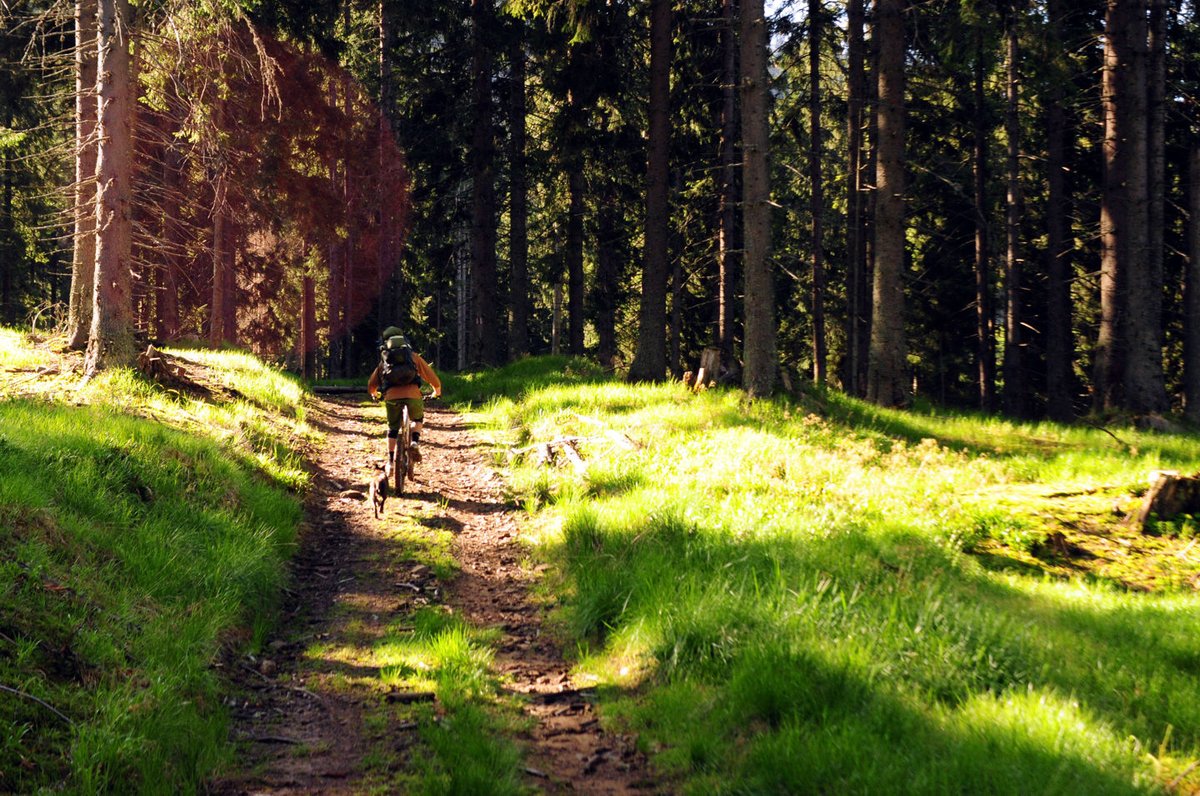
210 395 653 794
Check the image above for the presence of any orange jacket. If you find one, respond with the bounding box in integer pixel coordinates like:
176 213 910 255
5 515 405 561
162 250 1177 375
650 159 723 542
368 351 442 401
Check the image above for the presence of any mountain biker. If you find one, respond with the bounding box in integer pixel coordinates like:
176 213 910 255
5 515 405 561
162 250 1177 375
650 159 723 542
367 326 442 464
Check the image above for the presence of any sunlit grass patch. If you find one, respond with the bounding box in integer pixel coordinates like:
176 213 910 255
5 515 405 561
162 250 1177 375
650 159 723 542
78 368 312 493
0 399 300 793
456 356 1200 793
166 346 307 420
0 326 53 370
351 605 524 794
384 508 460 579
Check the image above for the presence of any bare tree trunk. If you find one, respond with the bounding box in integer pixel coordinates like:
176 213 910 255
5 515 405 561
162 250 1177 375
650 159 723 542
1 151 12 324
861 2 879 396
210 175 228 347
628 0 672 382
302 275 317 379
669 255 682 376
378 0 399 329
718 0 739 362
808 0 826 384
67 0 98 349
866 0 907 407
1186 146 1200 421
1003 11 1024 416
1095 0 1124 410
567 165 585 356
156 141 181 340
972 24 994 412
1044 0 1073 420
845 0 867 396
595 185 618 368
740 0 775 396
340 50 354 373
509 23 530 358
1115 0 1166 412
84 0 135 375
1145 0 1167 396
224 222 238 344
470 0 500 365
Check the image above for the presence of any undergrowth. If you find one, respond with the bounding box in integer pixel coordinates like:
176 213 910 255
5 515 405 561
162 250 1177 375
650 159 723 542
0 329 306 793
450 357 1200 794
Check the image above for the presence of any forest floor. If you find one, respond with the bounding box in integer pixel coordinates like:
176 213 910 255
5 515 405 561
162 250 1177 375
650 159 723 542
208 394 654 794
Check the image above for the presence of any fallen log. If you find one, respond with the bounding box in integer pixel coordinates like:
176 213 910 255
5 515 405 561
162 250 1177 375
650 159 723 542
312 385 369 394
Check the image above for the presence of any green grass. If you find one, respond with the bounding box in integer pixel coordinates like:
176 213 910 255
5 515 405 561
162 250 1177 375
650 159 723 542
458 357 1200 794
0 329 305 793
310 604 526 795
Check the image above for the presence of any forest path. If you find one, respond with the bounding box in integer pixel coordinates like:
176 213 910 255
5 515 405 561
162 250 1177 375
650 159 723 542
209 395 652 794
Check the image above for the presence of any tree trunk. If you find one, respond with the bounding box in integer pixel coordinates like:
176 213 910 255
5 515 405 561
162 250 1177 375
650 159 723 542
508 23 530 358
594 184 618 368
210 176 228 347
1003 11 1023 416
669 253 682 376
1045 0 1073 420
378 0 399 330
972 24 994 412
861 1 880 396
1 149 12 324
740 0 775 396
340 54 354 374
470 0 500 366
302 275 317 379
327 80 343 375
84 0 135 375
808 0 826 384
845 0 867 396
1114 0 1166 412
1145 0 1167 397
1186 146 1200 421
67 0 98 350
567 164 585 356
223 221 238 344
628 0 671 382
1095 0 1124 410
156 141 181 340
718 0 739 362
866 0 907 407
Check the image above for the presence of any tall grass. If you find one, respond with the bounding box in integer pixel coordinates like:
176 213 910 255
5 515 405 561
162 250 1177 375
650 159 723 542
0 330 305 793
463 357 1200 794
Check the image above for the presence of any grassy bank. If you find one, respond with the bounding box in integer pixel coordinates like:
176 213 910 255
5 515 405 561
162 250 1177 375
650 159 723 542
447 357 1200 794
0 331 308 793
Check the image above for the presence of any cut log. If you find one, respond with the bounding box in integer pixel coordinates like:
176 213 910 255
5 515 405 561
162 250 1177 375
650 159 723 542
1136 472 1200 531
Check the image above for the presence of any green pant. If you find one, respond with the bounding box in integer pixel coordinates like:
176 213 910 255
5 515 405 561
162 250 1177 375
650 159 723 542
384 398 423 438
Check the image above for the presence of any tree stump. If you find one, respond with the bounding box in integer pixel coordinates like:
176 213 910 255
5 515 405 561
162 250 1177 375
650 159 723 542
699 347 721 383
1136 471 1200 531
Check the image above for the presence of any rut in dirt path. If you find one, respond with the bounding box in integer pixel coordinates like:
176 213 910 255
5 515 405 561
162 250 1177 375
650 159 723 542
209 395 656 795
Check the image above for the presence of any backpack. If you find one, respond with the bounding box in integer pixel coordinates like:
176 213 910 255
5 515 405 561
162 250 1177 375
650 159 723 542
378 335 421 389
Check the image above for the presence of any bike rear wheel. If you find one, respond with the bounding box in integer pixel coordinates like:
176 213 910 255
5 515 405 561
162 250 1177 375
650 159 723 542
394 404 410 495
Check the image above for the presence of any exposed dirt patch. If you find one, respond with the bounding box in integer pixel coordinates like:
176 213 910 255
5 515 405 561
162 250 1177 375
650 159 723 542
209 395 655 794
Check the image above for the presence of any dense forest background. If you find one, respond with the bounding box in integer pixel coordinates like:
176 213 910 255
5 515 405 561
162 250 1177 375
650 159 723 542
2 0 1198 418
